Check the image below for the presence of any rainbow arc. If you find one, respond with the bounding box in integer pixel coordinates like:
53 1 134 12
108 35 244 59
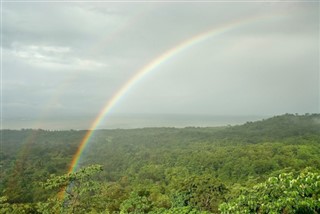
68 13 281 174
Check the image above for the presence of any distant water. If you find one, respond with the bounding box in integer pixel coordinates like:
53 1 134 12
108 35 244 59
2 114 269 130
97 114 269 129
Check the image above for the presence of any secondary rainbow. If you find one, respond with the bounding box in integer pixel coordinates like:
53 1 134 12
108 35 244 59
68 13 280 174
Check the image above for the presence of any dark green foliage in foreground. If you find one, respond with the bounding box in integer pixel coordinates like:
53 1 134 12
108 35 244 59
1 114 320 213
37 164 103 213
219 168 320 213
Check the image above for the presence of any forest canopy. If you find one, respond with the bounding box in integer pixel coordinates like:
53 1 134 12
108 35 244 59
1 114 320 213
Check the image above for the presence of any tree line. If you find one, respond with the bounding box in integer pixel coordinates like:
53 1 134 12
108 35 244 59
1 113 319 213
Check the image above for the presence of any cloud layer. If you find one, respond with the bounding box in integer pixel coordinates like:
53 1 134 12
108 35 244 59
2 1 319 129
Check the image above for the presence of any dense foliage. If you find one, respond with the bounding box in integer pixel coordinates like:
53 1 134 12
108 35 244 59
1 114 319 213
219 168 320 213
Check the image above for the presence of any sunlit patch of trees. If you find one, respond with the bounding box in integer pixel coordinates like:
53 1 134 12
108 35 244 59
1 114 320 213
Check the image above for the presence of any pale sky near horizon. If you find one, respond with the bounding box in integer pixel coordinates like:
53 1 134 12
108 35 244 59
2 1 319 129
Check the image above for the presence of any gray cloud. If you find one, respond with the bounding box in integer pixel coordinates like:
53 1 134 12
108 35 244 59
2 1 319 129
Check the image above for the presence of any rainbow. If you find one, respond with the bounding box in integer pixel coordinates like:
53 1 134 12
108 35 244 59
68 13 281 174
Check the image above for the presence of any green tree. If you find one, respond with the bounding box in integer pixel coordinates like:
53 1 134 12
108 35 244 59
165 170 228 213
219 168 320 213
37 165 103 214
0 196 38 214
149 206 210 214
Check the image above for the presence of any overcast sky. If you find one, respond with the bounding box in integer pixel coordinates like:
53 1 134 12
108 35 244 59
2 1 319 129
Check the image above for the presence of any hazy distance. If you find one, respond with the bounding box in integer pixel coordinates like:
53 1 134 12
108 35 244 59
2 1 319 130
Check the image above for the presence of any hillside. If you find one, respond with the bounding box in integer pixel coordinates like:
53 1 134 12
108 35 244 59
1 114 320 213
